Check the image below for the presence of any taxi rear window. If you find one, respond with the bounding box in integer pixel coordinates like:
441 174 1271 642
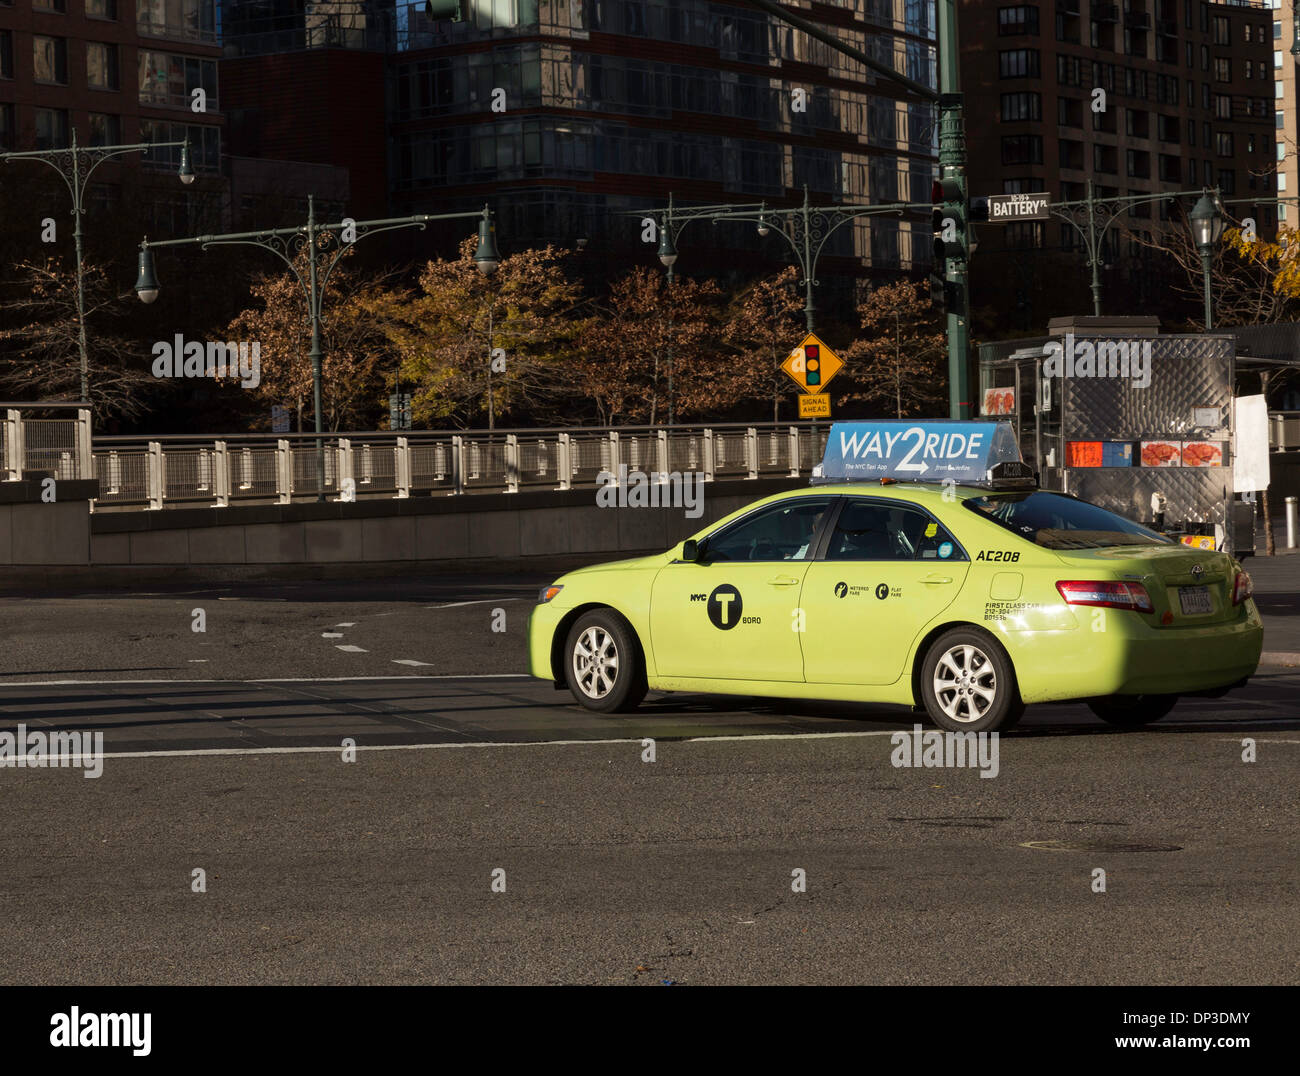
963 491 1172 550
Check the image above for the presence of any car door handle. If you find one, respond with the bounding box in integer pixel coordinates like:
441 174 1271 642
921 574 953 585
768 576 801 587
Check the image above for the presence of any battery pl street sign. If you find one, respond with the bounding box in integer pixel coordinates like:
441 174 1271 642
986 193 1050 221
782 333 843 393
798 393 831 419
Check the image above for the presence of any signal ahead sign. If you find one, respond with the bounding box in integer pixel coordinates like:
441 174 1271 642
987 193 1050 221
782 333 843 394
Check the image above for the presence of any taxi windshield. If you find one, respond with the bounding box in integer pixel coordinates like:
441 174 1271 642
963 491 1173 550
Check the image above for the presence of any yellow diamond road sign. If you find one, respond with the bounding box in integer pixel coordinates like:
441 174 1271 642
782 333 842 394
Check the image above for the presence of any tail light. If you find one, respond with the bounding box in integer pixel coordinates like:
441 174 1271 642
1231 570 1253 606
1056 579 1154 614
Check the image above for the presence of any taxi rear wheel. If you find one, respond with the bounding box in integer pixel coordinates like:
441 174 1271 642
920 629 1024 734
564 610 647 714
1087 694 1179 726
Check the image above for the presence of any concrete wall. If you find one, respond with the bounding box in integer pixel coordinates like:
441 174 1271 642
0 477 802 587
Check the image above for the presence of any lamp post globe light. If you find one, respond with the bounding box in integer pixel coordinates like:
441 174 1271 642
474 207 500 275
1189 190 1224 330
134 246 159 304
657 229 678 268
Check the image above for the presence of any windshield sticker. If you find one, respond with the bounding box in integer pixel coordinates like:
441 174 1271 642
938 542 953 559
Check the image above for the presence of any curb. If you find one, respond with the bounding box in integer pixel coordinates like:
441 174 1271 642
1259 652 1300 666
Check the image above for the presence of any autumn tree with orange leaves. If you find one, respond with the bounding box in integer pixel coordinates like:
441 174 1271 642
367 236 586 431
840 280 947 418
224 243 396 432
719 267 805 422
579 267 725 425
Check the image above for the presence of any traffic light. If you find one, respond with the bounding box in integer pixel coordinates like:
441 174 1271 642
931 176 980 317
804 343 821 387
424 0 465 21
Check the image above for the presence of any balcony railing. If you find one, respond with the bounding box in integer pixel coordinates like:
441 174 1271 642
88 423 832 510
137 20 219 47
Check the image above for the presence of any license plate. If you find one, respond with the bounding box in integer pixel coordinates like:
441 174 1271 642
1178 585 1213 616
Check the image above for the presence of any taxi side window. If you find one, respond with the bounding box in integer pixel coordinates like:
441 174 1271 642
825 500 966 562
703 498 833 562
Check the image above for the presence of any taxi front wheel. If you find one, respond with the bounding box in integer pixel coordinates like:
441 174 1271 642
919 629 1024 734
564 610 648 714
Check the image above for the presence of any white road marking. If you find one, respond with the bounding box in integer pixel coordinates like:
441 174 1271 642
335 645 368 653
0 675 531 685
334 622 357 627
392 659 435 667
321 633 343 638
19 727 914 763
187 660 209 663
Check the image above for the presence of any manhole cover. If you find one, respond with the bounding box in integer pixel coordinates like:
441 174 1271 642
1020 840 1182 853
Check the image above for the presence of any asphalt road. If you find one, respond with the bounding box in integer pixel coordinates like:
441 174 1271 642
0 573 1296 985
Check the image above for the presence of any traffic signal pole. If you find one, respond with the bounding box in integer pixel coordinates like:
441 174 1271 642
937 0 970 419
741 0 970 418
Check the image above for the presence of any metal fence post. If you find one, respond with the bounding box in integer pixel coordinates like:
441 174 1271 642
505 433 519 493
147 441 163 510
336 438 353 501
556 433 571 490
276 438 292 504
656 428 669 478
703 427 715 482
607 430 620 480
789 425 800 476
213 441 230 507
197 447 212 492
395 436 411 498
746 427 758 479
451 435 465 495
106 450 121 495
4 409 23 481
75 408 92 481
239 446 253 491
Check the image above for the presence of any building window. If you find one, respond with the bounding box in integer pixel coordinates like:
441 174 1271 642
34 108 69 149
1094 144 1118 173
1003 177 1047 193
1057 54 1082 85
1199 3 1209 33
1278 112 1286 129
1157 113 1179 143
138 50 219 110
88 112 121 146
1186 41 1193 68
1203 83 1211 109
1060 137 1083 168
999 6 1040 35
0 103 12 151
1126 108 1149 138
33 0 67 10
0 30 10 80
140 120 220 173
1200 44 1209 71
1279 142 1287 161
87 0 117 17
87 43 120 91
1214 58 1230 82
137 0 217 43
1203 122 1211 148
1216 132 1233 156
1126 149 1150 177
1274 21 1282 41
1214 94 1232 119
1274 50 1283 69
33 36 68 85
1158 154 1181 182
1057 95 1082 126
1187 119 1195 146
1214 16 1229 45
1002 134 1044 164
1002 91 1042 120
999 49 1041 78
1218 169 1235 196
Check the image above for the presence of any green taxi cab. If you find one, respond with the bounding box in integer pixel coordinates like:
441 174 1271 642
527 422 1262 733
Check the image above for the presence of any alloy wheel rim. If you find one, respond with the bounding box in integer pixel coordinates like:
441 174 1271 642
932 644 997 723
573 626 619 699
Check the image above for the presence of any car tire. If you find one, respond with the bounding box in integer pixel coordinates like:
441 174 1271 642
564 610 647 714
919 628 1024 734
1087 694 1179 727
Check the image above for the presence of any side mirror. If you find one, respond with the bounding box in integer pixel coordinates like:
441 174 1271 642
681 539 700 562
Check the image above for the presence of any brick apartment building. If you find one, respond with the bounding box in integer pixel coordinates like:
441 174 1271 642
960 0 1276 327
0 0 227 235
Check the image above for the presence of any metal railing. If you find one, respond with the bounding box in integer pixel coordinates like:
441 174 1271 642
89 423 832 510
1 404 92 483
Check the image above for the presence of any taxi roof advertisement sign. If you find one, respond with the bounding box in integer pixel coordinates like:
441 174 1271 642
817 421 1024 484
